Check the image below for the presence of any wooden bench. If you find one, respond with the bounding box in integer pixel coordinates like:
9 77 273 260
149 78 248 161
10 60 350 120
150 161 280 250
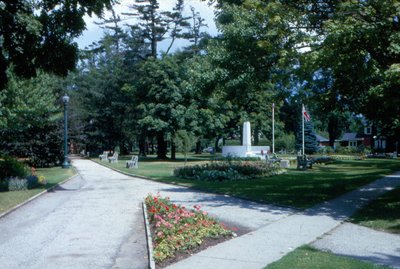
297 155 313 170
108 152 118 163
99 151 108 161
126 155 139 169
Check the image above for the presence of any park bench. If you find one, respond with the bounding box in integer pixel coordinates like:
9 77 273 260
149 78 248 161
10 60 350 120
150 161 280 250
297 155 313 170
126 155 139 169
108 152 118 163
266 153 281 164
99 151 108 161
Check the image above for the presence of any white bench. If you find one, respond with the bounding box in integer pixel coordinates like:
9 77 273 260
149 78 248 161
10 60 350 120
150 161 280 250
99 151 108 161
108 152 118 163
126 155 138 169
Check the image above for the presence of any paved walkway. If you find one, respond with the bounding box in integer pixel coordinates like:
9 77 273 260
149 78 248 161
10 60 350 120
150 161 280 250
0 159 399 269
0 159 293 269
312 223 400 269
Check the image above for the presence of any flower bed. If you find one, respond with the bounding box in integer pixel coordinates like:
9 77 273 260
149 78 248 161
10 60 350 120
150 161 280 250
173 161 282 181
144 194 234 264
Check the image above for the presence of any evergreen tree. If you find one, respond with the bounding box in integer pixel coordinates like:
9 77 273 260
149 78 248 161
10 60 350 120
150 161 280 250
296 121 318 155
0 70 63 167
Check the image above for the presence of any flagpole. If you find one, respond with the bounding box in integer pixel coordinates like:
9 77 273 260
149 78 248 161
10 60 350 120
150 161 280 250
302 104 305 155
272 103 275 154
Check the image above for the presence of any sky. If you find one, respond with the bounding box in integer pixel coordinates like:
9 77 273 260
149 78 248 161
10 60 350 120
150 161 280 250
75 0 218 52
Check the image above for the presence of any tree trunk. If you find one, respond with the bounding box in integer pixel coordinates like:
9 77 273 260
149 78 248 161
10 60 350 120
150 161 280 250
139 135 147 157
157 131 168 159
171 140 176 160
254 125 259 146
195 140 202 154
214 136 222 153
328 117 339 148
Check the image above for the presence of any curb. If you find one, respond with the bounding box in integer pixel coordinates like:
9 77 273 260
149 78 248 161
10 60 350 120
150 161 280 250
0 171 78 219
143 201 156 269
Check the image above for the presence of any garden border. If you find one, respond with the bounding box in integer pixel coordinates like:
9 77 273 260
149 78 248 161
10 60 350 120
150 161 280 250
142 201 156 269
0 171 78 219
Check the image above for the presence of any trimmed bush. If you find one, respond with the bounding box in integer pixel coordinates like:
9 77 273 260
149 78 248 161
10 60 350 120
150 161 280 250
174 161 282 181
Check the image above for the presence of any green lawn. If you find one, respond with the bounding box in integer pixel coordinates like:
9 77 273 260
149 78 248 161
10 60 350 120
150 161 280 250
265 245 390 269
0 167 76 214
351 187 400 234
95 155 400 209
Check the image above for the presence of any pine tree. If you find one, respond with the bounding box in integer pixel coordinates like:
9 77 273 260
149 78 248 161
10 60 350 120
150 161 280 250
123 0 168 57
296 121 318 154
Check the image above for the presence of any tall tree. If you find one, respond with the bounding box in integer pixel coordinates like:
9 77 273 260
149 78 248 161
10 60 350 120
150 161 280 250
124 0 168 57
125 55 196 159
316 1 400 143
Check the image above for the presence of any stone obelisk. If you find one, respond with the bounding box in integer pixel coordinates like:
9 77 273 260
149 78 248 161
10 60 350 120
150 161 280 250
243 121 251 154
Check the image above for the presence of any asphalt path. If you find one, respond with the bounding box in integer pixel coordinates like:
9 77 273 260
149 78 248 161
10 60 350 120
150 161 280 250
0 159 293 269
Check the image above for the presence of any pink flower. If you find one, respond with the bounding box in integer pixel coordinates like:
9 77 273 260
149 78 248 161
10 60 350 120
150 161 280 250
193 205 201 211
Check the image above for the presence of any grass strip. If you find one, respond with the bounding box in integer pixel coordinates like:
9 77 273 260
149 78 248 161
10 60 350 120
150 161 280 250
351 187 400 234
0 167 76 213
265 245 391 269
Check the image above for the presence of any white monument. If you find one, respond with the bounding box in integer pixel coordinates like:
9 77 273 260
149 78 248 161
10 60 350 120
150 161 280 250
222 121 270 159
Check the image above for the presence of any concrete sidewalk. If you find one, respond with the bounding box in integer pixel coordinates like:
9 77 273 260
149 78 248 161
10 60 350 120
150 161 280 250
166 172 400 269
312 223 400 269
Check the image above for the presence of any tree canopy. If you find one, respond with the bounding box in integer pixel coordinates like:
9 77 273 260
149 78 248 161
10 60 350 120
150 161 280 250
0 0 115 90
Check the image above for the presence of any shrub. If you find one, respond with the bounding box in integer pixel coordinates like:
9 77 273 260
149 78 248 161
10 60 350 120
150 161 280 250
0 156 29 191
26 175 39 189
0 156 29 180
174 161 282 181
8 177 28 191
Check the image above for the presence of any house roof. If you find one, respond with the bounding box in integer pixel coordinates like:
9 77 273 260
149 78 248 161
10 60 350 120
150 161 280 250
316 134 329 142
341 132 364 141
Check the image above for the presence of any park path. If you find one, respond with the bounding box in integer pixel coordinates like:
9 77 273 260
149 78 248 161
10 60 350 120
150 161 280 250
166 171 400 269
0 159 293 269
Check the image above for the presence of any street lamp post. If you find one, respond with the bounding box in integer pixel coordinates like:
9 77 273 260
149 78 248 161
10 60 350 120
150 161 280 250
62 94 70 168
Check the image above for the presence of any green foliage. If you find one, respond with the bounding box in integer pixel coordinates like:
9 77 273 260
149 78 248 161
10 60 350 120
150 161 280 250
0 156 29 181
0 0 114 89
314 1 400 139
0 71 63 167
275 133 295 152
174 130 195 163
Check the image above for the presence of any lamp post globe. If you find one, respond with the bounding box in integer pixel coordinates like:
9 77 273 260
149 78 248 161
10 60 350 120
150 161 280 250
62 94 70 168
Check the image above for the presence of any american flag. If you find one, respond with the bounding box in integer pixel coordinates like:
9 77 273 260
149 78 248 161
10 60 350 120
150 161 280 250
302 105 311 122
